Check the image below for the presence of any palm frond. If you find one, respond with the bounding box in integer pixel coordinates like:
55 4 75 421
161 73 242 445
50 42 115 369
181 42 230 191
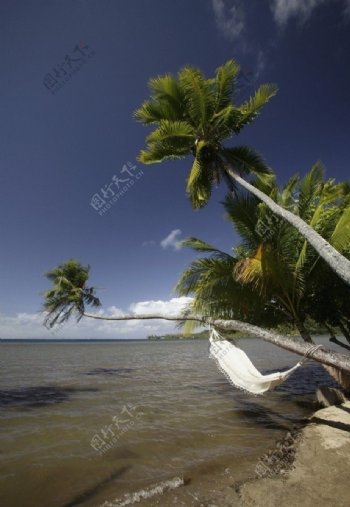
214 59 240 111
298 162 324 219
134 99 183 124
178 66 215 130
295 177 345 272
175 254 274 324
148 73 186 117
235 243 303 302
138 143 188 164
146 120 195 146
330 205 350 253
186 157 213 208
148 73 184 102
234 244 265 294
280 174 299 209
223 193 261 249
236 84 278 132
222 146 272 177
180 237 232 258
211 105 243 139
139 120 195 164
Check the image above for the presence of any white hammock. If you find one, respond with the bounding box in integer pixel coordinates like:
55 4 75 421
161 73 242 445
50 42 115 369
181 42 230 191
209 328 312 395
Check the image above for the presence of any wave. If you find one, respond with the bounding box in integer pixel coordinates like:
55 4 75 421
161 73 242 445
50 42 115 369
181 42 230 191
100 476 185 506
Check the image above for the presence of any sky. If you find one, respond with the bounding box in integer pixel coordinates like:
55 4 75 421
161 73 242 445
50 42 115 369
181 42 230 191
1 0 350 339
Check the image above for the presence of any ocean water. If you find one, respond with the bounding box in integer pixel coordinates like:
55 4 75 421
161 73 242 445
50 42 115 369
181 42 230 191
0 337 340 507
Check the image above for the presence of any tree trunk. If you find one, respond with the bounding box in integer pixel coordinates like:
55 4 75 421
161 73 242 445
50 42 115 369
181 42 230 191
324 322 337 341
339 320 350 345
324 323 350 351
328 337 350 353
294 319 314 343
226 169 350 287
84 312 350 374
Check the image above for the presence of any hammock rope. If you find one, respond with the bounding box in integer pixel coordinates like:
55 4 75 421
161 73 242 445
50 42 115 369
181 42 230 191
209 328 323 395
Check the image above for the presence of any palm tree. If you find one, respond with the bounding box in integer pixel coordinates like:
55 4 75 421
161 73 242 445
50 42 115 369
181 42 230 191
43 259 101 328
176 164 350 344
135 60 350 285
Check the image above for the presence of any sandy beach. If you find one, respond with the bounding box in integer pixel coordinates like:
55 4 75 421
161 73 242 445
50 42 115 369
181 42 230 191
161 399 350 507
238 400 350 507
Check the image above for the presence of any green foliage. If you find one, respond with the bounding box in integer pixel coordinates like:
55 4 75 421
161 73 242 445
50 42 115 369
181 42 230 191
235 83 278 133
222 146 272 178
43 259 101 329
135 59 276 208
297 162 325 219
147 330 210 340
176 167 350 340
214 59 240 111
186 156 213 208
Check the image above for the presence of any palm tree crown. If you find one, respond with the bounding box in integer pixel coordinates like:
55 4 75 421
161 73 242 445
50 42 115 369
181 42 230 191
43 259 101 328
135 59 277 208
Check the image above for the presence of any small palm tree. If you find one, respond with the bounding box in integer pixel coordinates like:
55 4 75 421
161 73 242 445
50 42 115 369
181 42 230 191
135 60 350 285
43 259 101 328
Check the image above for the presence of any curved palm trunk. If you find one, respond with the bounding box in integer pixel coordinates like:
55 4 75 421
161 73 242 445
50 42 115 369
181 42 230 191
84 312 350 374
227 169 350 286
294 319 314 344
339 320 350 345
329 337 350 352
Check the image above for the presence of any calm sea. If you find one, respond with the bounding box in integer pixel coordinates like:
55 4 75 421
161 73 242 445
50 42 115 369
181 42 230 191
0 337 340 507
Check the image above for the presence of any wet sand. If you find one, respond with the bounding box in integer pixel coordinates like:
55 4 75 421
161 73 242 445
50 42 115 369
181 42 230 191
238 400 350 507
152 400 350 507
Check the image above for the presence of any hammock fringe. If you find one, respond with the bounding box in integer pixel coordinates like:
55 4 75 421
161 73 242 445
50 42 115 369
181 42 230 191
209 328 309 395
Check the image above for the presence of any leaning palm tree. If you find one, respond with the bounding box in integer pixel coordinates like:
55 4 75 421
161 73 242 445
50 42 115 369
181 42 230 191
135 59 350 285
43 259 101 328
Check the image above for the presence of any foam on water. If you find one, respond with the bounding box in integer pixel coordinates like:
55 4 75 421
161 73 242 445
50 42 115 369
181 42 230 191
100 477 185 506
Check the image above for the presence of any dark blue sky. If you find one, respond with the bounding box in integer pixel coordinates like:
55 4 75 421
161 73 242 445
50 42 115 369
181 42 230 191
1 0 349 338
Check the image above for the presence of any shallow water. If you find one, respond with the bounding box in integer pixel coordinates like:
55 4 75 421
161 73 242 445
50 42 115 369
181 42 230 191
0 337 342 507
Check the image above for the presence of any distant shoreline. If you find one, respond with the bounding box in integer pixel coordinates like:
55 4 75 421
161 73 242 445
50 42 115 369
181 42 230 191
0 338 148 343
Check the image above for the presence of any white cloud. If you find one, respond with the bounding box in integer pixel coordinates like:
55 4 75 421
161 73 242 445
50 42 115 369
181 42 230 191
270 0 350 26
160 229 183 251
0 297 193 340
212 0 245 41
129 296 192 316
270 0 326 25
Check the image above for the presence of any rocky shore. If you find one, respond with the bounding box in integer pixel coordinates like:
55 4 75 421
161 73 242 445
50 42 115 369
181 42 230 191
238 400 350 507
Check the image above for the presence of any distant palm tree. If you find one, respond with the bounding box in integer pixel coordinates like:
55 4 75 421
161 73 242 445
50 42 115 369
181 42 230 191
43 259 101 328
135 60 350 285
